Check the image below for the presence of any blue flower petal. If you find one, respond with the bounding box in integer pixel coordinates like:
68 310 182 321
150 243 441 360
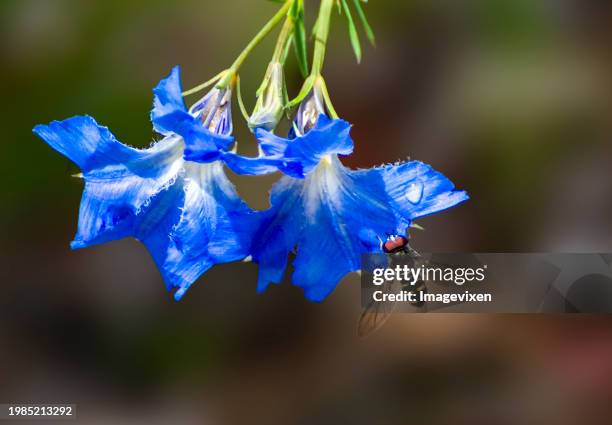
151 67 234 161
34 115 183 248
254 115 354 177
131 181 209 299
353 161 470 221
182 125 234 163
221 151 304 177
251 157 468 302
136 163 257 300
251 178 304 293
151 66 190 136
222 151 283 176
253 129 290 156
182 127 226 163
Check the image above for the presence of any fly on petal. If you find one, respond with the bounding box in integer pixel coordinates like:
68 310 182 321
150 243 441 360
251 156 468 302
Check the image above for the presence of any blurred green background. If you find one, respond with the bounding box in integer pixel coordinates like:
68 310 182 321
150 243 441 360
1 0 612 423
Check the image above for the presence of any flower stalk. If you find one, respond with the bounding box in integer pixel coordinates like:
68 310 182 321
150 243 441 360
216 0 294 89
271 10 296 64
311 0 334 78
247 5 297 131
287 0 338 118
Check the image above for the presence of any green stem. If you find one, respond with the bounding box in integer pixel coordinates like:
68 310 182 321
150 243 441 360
217 0 293 89
272 13 295 64
311 0 334 77
182 69 227 97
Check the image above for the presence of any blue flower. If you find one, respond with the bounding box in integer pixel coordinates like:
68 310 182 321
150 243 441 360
249 89 468 301
33 70 259 301
252 155 468 302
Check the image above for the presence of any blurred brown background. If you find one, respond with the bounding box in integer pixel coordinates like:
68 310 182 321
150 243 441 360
1 0 612 423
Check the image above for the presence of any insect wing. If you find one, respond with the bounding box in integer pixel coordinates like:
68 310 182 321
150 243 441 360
357 278 402 337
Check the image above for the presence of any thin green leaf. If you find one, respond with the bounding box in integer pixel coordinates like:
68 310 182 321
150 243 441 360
352 0 375 46
341 0 362 63
293 11 309 78
289 0 300 18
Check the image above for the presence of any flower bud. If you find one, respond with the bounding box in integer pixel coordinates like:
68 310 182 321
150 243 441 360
248 62 286 132
189 86 233 136
294 79 326 136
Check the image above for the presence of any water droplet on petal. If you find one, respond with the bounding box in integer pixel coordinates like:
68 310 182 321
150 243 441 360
406 180 424 204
